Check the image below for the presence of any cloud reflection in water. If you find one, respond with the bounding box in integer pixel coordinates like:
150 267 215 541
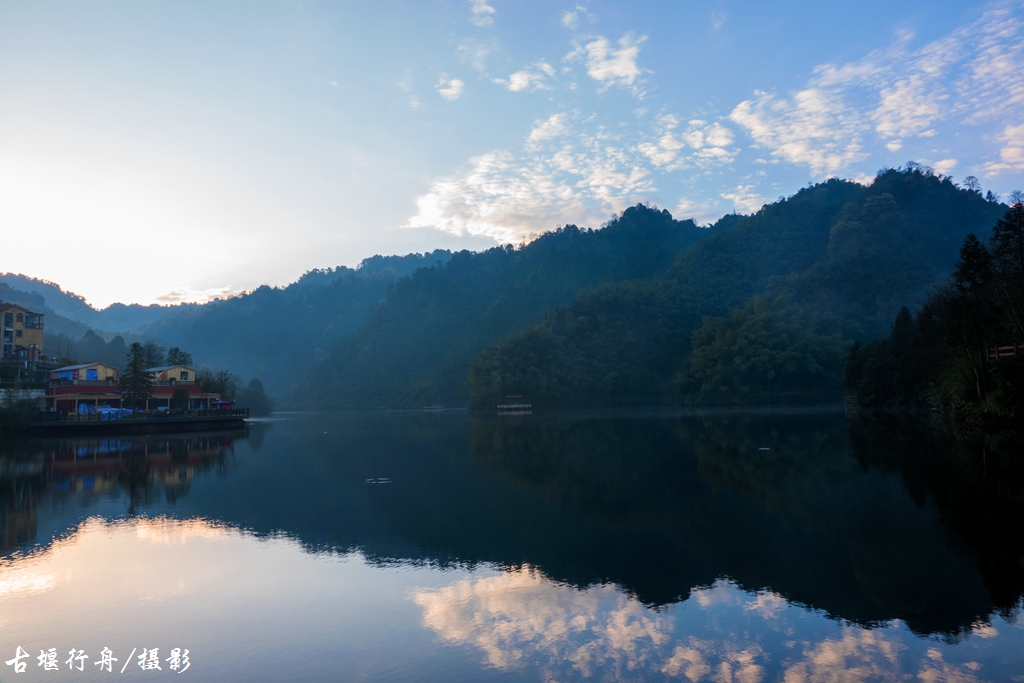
413 570 1007 682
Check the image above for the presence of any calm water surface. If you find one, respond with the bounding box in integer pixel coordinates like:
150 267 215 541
0 409 1022 681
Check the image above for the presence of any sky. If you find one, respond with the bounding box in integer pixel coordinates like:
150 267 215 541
1 0 1023 308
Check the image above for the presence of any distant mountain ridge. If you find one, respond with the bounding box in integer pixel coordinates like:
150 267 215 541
0 273 193 333
6 168 1010 409
139 250 454 393
290 207 715 408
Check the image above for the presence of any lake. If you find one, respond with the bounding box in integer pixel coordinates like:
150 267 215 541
1 409 1022 681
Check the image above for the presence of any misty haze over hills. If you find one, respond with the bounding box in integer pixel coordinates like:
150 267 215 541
0 168 1010 406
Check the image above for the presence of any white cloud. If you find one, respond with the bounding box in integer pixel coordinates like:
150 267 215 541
456 38 497 71
971 621 999 638
637 134 685 167
469 0 495 27
155 286 246 304
782 630 904 682
397 72 421 108
437 76 465 101
674 198 721 226
661 642 764 682
983 122 1024 176
729 8 1024 177
407 111 664 242
933 158 958 174
954 9 1024 123
710 10 727 31
567 33 648 95
721 184 767 214
730 87 866 175
561 4 594 29
412 572 1007 683
413 567 673 677
406 151 598 243
407 106 739 242
637 117 737 169
493 62 556 92
528 113 569 144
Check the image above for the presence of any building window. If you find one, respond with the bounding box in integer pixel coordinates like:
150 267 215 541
2 345 10 356
16 313 23 322
3 313 11 326
180 371 189 381
2 331 11 343
23 315 41 329
15 330 22 338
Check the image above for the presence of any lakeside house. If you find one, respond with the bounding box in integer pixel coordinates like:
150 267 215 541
1 304 229 414
45 362 224 413
0 301 44 363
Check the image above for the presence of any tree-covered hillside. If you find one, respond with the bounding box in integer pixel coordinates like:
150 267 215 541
846 198 1024 420
468 168 1006 408
142 250 452 394
292 206 713 408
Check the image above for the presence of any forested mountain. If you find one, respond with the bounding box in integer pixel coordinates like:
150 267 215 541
846 199 1024 420
466 168 1006 408
141 251 453 393
291 207 713 408
8 168 1011 410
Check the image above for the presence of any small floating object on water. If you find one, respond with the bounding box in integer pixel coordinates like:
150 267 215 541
758 447 770 451
364 478 392 484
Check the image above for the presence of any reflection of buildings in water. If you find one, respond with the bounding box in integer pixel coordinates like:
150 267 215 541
412 570 999 683
0 432 241 553
43 434 239 493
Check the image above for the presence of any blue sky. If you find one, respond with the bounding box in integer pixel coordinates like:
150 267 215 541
1 1 1022 307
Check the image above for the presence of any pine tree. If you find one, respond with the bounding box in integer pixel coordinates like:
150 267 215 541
121 342 153 411
166 347 194 367
141 341 166 369
991 201 1024 337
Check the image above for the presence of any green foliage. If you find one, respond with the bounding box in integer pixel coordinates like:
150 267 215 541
296 205 712 409
991 201 1024 337
234 377 275 415
140 341 165 368
467 280 687 408
120 342 153 409
198 367 241 400
846 202 1024 421
467 168 1004 408
166 347 193 367
69 330 128 370
0 389 39 434
682 293 849 401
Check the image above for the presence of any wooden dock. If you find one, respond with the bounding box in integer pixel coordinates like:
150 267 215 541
28 410 249 436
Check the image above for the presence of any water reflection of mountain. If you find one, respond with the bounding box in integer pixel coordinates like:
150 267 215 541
465 411 1024 636
0 411 1020 638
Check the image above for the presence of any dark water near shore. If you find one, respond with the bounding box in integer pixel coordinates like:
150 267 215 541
0 409 1022 681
